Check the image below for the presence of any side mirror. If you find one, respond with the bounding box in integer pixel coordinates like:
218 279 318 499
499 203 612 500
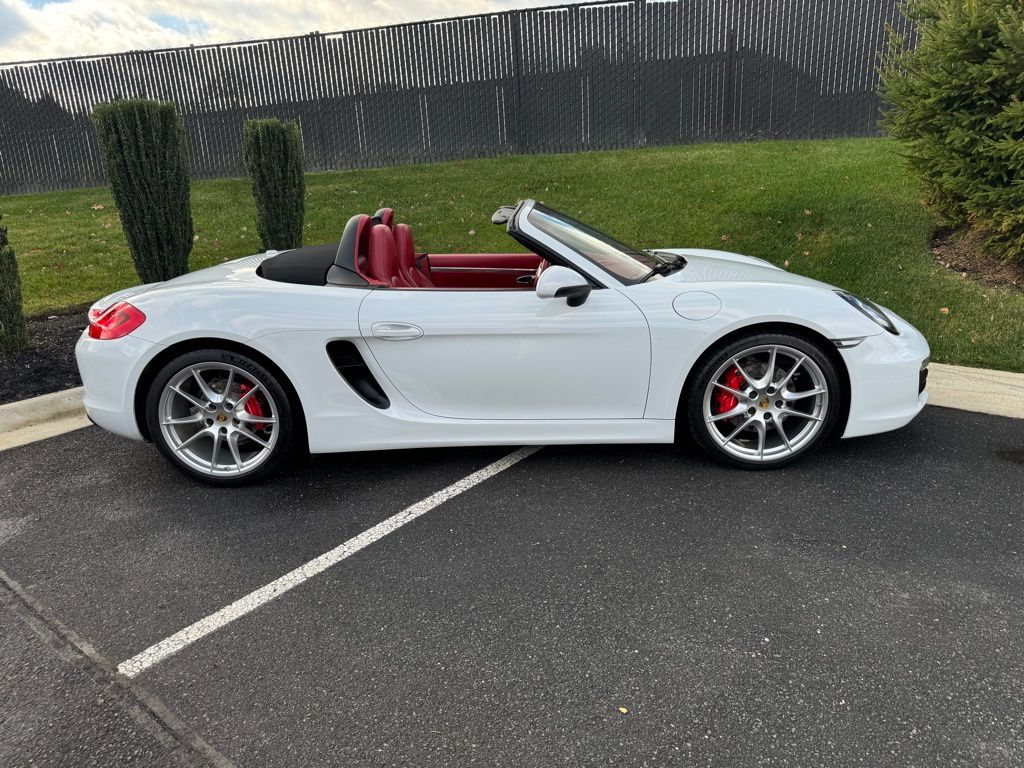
535 265 592 307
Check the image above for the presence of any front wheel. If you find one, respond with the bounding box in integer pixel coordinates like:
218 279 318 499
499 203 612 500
146 349 297 486
685 333 842 469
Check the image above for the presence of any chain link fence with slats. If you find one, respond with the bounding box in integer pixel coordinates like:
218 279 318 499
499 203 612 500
0 0 913 196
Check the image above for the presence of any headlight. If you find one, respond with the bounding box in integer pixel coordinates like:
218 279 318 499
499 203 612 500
835 290 898 335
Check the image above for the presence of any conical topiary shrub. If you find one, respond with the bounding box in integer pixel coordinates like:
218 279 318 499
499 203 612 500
243 118 305 251
0 213 28 356
92 99 194 283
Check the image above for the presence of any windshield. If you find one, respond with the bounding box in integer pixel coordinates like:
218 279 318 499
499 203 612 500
527 204 659 283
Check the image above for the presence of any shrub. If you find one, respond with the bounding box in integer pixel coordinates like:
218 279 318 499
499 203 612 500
0 213 28 356
242 119 306 251
92 99 194 282
880 0 1024 261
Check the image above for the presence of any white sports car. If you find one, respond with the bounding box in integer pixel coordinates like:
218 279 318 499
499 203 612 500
76 200 929 485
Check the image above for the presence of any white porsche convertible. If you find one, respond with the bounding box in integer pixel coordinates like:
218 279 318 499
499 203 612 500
76 200 929 485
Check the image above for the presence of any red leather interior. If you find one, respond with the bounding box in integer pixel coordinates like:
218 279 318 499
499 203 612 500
395 223 433 288
356 210 541 290
374 207 395 228
427 253 541 270
428 252 542 289
368 224 399 286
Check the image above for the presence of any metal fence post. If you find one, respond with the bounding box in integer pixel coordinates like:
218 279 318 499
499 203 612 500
509 10 525 154
725 27 737 138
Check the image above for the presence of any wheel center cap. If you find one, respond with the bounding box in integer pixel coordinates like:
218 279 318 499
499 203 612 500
216 413 228 423
759 398 771 410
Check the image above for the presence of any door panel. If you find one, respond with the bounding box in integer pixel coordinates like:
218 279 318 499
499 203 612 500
358 287 651 420
427 253 541 289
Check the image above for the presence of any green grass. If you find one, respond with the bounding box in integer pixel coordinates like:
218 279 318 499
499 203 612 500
2 137 1022 371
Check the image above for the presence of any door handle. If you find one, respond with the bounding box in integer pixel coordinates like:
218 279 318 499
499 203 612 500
371 322 423 341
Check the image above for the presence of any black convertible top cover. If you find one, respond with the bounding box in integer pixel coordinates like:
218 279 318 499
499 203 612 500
257 244 337 286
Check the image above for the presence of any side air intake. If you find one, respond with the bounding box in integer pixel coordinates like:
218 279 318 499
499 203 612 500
326 340 391 409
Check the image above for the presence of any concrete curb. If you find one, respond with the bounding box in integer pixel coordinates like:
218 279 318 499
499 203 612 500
0 362 1021 452
0 387 89 451
0 386 85 432
927 363 1024 421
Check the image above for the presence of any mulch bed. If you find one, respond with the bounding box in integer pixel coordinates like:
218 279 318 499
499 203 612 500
931 227 1024 292
0 307 88 406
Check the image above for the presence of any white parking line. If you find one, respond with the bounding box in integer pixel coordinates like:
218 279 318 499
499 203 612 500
117 446 541 679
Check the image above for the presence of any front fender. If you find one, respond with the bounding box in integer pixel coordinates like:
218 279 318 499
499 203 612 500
626 282 884 419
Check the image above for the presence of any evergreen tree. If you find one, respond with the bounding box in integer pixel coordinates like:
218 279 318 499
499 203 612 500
0 213 28 356
92 99 194 282
881 0 1024 261
243 119 306 251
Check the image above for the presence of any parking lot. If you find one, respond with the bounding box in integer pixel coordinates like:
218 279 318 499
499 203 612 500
2 404 1023 767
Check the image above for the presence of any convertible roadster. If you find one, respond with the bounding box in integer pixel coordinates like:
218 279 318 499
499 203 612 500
76 200 929 485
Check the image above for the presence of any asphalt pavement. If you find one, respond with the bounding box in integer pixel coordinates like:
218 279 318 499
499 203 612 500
1 405 1022 767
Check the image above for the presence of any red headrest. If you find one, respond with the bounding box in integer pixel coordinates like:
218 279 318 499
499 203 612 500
368 224 397 284
394 223 414 264
373 207 395 228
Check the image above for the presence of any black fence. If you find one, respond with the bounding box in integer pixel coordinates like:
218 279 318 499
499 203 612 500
0 0 912 196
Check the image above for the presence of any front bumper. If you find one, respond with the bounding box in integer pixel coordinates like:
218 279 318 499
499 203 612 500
75 331 158 441
840 313 930 439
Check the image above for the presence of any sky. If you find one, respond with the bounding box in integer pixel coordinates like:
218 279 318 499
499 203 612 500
0 0 562 63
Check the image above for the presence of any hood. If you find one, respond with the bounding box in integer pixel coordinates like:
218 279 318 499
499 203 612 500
656 248 834 290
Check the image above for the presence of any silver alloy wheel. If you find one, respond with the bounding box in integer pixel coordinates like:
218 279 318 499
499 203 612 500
158 363 279 478
701 344 829 463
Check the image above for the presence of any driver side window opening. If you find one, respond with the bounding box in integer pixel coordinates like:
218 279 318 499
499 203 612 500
358 214 546 291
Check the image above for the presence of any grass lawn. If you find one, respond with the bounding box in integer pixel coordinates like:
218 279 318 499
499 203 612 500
2 137 1022 372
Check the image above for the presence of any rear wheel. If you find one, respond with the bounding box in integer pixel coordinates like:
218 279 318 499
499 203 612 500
146 349 297 486
685 333 841 469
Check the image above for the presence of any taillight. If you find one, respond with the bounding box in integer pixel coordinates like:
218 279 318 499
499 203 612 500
88 302 146 340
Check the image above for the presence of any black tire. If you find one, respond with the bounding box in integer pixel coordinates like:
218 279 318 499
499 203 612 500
145 348 298 486
684 332 842 470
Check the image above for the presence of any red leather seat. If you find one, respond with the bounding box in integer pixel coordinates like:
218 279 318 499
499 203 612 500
368 224 400 286
395 223 433 288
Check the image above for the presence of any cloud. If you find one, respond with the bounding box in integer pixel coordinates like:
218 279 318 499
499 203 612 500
0 0 565 63
150 13 208 36
0 0 30 45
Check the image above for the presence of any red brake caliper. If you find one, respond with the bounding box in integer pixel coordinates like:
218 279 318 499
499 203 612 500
237 383 267 432
713 366 746 415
